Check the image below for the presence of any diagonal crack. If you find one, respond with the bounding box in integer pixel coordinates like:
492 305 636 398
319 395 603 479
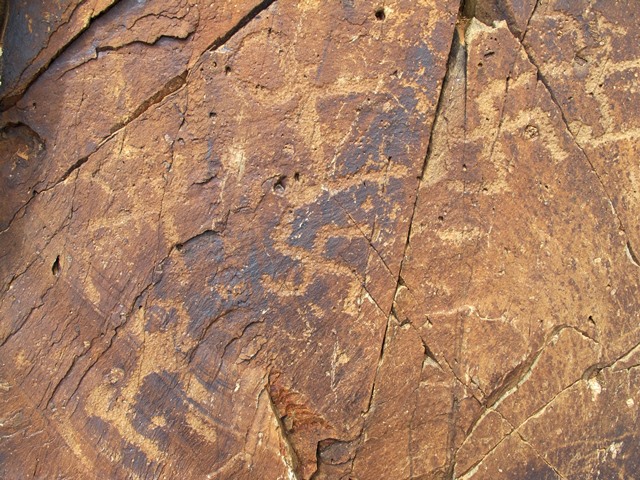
520 0 540 42
54 225 228 403
354 9 467 467
515 30 637 262
330 196 395 280
455 351 618 479
361 310 395 417
265 385 301 479
107 70 188 137
1 0 278 237
468 3 636 268
0 70 186 237
203 0 277 53
393 21 466 318
1 0 124 108
516 431 569 480
57 31 196 81
626 240 640 268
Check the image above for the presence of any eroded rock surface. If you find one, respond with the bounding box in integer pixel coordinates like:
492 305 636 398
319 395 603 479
0 1 638 479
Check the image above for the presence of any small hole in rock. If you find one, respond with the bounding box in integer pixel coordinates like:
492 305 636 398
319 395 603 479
438 215 444 221
375 8 386 20
209 111 217 118
294 172 300 181
225 65 231 75
274 175 287 193
52 256 61 277
574 56 587 66
176 243 184 252
525 125 539 139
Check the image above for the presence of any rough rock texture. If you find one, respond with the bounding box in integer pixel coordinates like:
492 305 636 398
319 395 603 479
0 0 638 479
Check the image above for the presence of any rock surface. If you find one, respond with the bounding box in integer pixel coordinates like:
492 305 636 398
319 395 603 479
0 0 638 478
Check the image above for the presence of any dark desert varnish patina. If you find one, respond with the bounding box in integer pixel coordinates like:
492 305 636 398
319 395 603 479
1 1 639 478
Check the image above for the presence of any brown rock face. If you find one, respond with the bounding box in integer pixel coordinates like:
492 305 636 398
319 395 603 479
0 1 638 479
